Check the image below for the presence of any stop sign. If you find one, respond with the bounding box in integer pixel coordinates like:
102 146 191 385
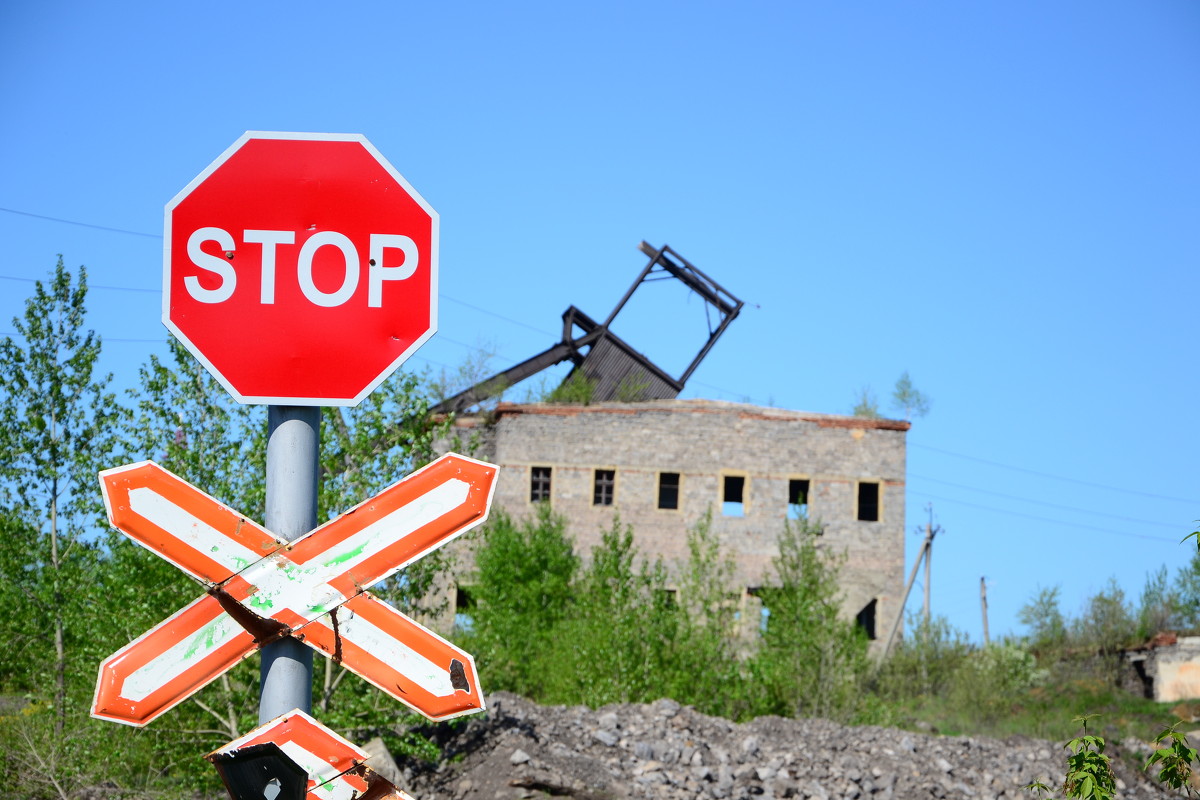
163 131 437 406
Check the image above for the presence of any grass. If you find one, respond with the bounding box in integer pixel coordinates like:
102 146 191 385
890 675 1179 746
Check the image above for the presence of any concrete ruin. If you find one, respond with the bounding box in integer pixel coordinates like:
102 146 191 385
443 399 909 644
1126 634 1200 702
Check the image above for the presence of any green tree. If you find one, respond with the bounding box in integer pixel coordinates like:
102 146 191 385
546 516 676 707
751 519 869 722
0 258 122 730
1020 585 1069 656
0 259 130 796
876 613 971 700
1073 578 1136 684
665 510 743 717
466 505 579 697
1136 566 1178 641
851 386 880 418
1174 548 1200 633
890 370 931 421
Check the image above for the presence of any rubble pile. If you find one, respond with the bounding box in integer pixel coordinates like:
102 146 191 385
393 692 1175 800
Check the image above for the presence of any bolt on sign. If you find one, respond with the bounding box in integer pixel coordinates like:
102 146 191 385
208 709 414 800
163 131 438 406
91 453 497 727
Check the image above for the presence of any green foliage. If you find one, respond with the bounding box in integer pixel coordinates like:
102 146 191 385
544 370 596 404
0 262 227 796
1073 578 1136 683
751 518 869 722
1025 716 1116 800
1145 724 1197 793
1176 549 1200 633
876 614 972 699
948 642 1044 726
1020 586 1069 655
851 386 880 418
427 342 500 407
615 371 652 403
1061 718 1116 800
1136 566 1178 641
891 370 931 421
545 517 677 707
466 505 579 695
659 511 741 716
0 259 122 734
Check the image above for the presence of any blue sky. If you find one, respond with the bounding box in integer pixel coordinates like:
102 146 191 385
2 1 1197 644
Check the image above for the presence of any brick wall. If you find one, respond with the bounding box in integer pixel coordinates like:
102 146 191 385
442 399 909 643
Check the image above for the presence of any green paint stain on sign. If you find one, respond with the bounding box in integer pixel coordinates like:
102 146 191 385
322 541 368 569
248 593 274 611
184 619 222 659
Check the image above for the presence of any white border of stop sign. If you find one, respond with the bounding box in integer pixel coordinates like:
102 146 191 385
162 131 438 407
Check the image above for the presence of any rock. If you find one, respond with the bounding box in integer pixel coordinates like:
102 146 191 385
592 728 618 747
655 698 681 717
362 736 406 787
390 691 1179 800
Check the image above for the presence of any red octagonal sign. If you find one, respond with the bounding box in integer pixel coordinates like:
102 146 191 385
164 132 437 406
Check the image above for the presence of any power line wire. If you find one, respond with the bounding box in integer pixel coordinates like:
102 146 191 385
1 329 164 344
909 490 1182 543
438 295 555 337
0 275 159 294
0 207 160 239
908 473 1182 530
911 442 1195 505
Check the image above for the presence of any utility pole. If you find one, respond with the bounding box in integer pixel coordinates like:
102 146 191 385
881 505 941 657
922 506 935 627
980 576 990 646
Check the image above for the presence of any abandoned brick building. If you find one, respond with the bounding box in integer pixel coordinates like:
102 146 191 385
444 398 909 643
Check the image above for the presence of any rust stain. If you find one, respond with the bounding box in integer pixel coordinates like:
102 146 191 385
450 658 470 693
207 585 290 645
330 607 344 665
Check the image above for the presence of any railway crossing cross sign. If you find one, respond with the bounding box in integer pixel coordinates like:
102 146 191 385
208 709 414 800
92 453 496 727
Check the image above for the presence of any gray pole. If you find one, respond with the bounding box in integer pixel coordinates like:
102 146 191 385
980 576 990 646
259 406 320 723
922 518 932 627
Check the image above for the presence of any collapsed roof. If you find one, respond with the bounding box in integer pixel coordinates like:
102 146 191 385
432 242 743 414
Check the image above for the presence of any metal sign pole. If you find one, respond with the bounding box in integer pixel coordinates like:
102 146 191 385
259 405 319 723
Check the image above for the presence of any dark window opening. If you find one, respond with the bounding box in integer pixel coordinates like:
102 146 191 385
530 466 552 503
787 479 810 521
454 586 476 634
656 588 678 609
722 475 745 517
658 472 680 509
857 481 879 522
856 598 878 640
747 587 770 633
593 469 615 506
